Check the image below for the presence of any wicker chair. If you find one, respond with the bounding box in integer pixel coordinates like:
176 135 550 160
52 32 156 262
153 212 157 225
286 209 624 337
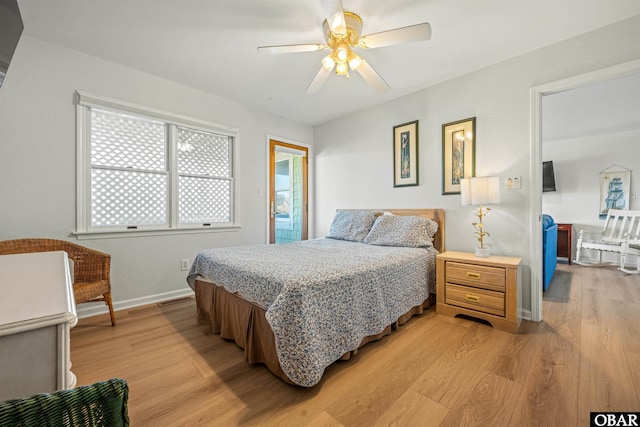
0 238 116 326
0 378 129 427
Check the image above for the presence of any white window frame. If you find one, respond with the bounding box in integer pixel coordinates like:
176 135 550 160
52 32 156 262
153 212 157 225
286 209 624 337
74 91 240 239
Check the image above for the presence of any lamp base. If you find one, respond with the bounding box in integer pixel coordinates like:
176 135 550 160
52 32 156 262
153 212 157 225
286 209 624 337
475 247 491 258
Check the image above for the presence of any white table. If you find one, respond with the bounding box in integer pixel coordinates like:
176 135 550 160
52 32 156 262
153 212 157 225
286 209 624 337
0 251 78 400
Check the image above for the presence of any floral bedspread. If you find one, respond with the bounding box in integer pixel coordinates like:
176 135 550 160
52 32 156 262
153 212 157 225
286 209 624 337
186 238 437 387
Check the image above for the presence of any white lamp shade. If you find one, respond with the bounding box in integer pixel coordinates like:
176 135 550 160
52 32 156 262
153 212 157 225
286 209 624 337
460 176 501 206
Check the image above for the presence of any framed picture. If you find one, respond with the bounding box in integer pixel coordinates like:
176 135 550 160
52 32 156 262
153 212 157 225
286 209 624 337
599 169 631 219
393 120 419 187
442 117 476 194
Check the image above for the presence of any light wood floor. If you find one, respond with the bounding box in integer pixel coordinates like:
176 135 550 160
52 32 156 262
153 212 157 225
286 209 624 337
70 264 640 426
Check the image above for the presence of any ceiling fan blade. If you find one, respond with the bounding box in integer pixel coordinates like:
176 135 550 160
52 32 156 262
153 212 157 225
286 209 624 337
321 0 346 35
257 44 326 54
360 23 431 49
355 59 390 93
306 66 333 93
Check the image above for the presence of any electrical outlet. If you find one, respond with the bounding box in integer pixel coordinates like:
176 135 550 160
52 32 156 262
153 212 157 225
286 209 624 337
181 259 189 271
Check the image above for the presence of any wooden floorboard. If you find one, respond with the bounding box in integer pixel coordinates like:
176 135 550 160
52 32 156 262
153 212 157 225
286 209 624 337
70 263 640 426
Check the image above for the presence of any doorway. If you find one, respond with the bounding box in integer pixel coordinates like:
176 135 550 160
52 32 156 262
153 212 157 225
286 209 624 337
530 59 640 322
269 139 308 244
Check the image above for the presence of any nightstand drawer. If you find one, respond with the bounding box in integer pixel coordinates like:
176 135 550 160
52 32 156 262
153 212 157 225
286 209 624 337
445 283 505 317
445 262 506 292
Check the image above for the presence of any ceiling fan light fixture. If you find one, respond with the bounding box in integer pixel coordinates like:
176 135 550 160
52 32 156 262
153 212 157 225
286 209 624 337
260 4 430 93
335 61 348 76
321 54 336 71
336 44 348 62
348 51 362 70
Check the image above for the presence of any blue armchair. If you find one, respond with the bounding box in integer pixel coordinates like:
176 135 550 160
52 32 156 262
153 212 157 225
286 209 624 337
543 214 558 292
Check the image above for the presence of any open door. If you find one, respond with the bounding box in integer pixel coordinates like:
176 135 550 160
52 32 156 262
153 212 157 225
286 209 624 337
269 139 308 244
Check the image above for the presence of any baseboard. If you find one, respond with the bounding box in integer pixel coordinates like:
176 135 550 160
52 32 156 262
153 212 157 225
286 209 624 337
79 290 537 322
76 288 195 319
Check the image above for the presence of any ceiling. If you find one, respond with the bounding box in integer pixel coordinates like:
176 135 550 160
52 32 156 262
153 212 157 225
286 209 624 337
17 0 640 126
542 72 640 143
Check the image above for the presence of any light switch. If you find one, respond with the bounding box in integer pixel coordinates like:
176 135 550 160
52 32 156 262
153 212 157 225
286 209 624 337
506 177 521 190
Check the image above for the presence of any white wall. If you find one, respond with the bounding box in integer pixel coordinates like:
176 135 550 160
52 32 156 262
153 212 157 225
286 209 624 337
543 130 640 225
543 130 640 262
314 15 640 317
0 36 313 314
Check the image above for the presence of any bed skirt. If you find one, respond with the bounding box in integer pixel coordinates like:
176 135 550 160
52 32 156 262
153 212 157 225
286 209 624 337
194 279 435 386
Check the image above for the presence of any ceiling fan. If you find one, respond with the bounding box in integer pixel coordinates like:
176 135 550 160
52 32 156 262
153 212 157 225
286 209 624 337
257 0 431 93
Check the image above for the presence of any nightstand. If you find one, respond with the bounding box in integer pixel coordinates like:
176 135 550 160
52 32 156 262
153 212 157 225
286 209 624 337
436 251 522 333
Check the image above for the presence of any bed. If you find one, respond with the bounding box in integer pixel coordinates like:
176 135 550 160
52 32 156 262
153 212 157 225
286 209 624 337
187 208 445 387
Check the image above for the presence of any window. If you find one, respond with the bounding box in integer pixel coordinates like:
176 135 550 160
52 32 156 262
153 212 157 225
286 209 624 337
275 155 293 230
75 91 238 236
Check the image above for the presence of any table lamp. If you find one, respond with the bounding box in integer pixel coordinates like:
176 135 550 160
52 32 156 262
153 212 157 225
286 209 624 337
461 176 501 257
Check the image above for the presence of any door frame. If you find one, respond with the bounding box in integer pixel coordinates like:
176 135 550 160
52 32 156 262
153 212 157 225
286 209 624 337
529 59 640 322
267 137 310 243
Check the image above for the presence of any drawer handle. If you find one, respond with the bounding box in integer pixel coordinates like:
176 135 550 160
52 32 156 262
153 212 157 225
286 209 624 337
465 295 480 302
466 272 481 279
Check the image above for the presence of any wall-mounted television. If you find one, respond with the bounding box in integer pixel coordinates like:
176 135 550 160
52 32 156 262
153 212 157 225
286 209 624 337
542 161 557 192
0 0 24 90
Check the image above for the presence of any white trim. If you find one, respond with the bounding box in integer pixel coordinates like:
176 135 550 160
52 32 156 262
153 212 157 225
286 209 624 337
529 59 640 322
75 91 237 137
76 288 195 319
529 86 544 323
76 104 90 232
265 139 271 243
168 124 178 228
230 134 237 227
532 60 640 95
75 91 239 236
73 224 241 240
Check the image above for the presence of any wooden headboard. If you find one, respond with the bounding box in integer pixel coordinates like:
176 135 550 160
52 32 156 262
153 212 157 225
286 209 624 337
381 209 445 253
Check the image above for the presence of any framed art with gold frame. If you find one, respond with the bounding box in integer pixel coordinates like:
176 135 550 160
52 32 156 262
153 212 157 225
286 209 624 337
393 120 419 187
442 117 475 194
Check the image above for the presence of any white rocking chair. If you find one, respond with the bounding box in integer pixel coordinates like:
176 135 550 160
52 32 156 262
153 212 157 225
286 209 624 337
574 209 640 274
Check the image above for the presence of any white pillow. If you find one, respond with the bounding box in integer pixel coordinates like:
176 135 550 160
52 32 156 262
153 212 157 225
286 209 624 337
326 210 379 242
364 215 438 248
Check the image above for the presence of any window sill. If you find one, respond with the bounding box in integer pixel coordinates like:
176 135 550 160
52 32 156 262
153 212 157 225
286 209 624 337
73 224 242 240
